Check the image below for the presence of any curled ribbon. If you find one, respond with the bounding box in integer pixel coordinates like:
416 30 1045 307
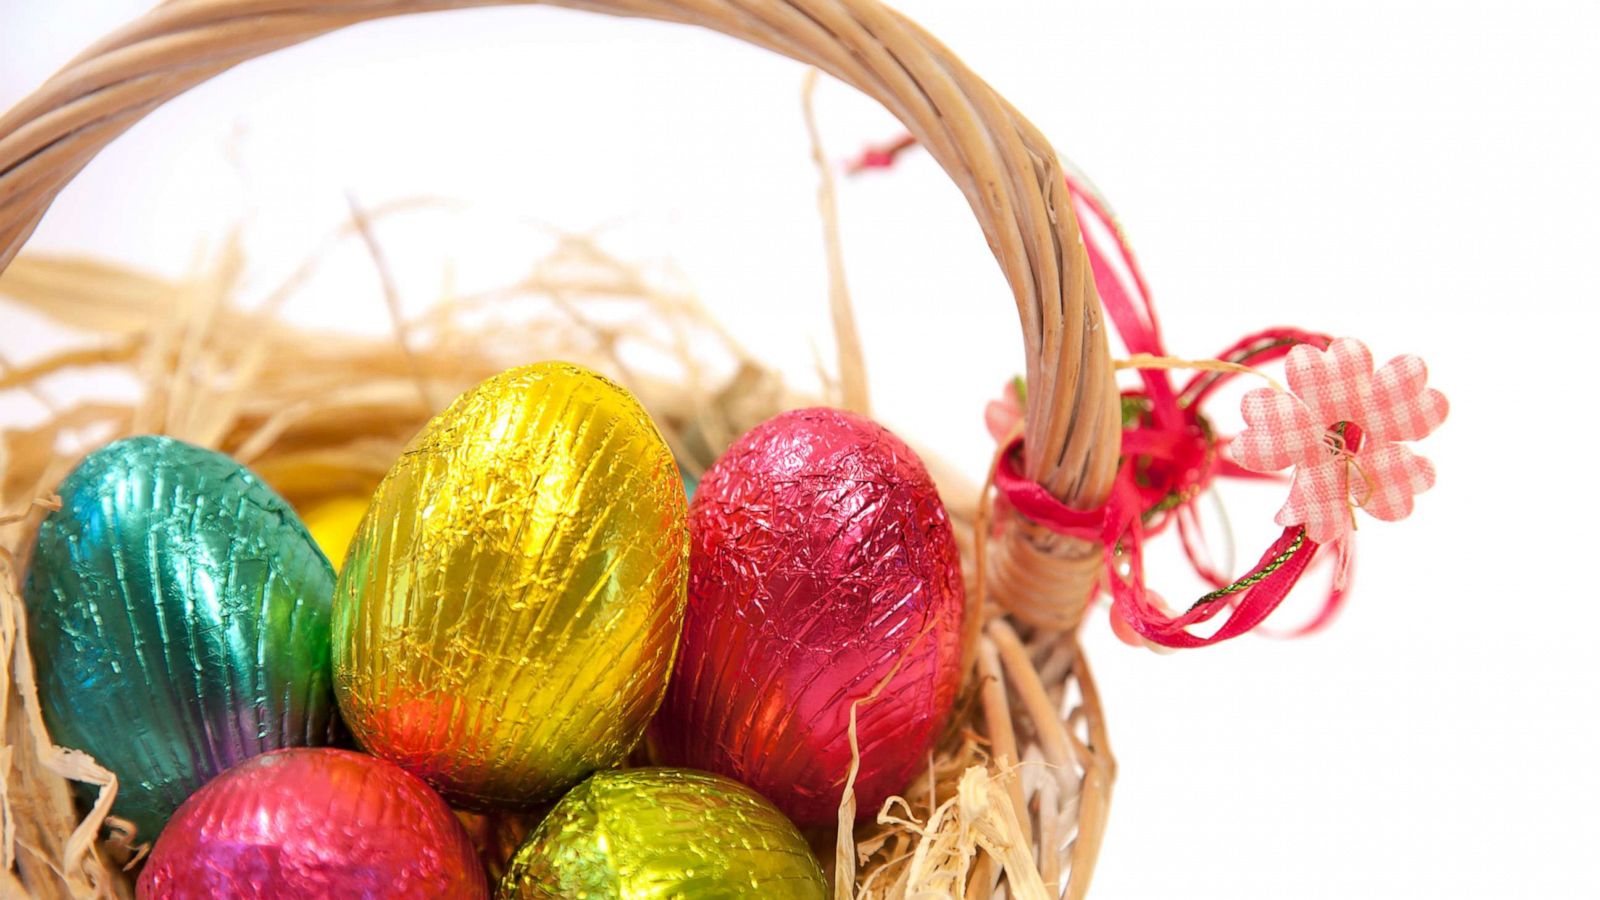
1007 173 1345 647
853 137 1360 647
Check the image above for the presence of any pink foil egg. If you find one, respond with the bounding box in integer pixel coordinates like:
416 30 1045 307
137 748 487 899
651 407 966 825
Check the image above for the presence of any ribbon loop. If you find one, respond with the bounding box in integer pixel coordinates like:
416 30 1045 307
991 438 1106 541
853 135 1355 649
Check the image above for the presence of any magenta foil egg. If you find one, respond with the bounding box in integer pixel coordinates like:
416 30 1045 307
136 749 487 899
651 407 966 826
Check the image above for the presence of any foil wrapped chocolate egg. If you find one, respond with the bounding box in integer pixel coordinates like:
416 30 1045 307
498 768 826 899
334 362 689 810
300 494 372 570
24 436 338 840
678 462 699 499
137 748 487 899
652 408 966 826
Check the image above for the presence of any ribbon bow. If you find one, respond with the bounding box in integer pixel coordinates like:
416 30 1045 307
852 138 1447 648
994 176 1446 648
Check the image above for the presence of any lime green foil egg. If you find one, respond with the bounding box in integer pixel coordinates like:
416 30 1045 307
498 768 827 899
333 362 689 810
24 436 337 840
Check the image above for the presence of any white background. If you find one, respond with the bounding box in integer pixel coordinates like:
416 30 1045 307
4 1 1597 897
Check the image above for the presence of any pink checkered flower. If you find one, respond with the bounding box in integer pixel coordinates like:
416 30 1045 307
1230 338 1448 547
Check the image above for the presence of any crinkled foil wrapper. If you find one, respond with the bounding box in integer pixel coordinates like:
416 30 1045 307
137 749 486 898
333 362 689 810
498 767 826 899
24 436 338 840
651 407 966 826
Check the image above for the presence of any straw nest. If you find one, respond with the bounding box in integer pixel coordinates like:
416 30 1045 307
0 193 1111 898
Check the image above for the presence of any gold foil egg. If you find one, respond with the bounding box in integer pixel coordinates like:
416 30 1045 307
332 363 689 810
497 768 827 899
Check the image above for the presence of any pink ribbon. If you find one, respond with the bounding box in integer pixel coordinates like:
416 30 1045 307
851 136 1348 647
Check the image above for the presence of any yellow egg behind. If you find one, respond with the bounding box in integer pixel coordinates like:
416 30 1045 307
302 495 371 571
332 362 688 810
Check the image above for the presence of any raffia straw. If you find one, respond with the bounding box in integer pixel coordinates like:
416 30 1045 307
833 609 944 897
1 549 124 899
1116 352 1285 393
885 765 1049 900
834 705 864 898
802 70 871 417
346 193 442 413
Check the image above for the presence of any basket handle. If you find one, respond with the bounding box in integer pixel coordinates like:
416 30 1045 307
0 0 1119 627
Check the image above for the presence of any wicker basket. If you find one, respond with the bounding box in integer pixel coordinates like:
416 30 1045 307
0 3 1120 898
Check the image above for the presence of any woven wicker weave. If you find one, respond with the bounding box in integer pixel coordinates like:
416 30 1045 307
0 3 1120 897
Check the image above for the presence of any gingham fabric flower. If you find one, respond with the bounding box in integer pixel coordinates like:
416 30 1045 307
984 376 1024 443
1230 338 1448 546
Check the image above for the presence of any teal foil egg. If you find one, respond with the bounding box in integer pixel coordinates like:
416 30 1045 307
24 436 338 841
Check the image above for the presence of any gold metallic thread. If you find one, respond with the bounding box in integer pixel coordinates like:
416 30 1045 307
332 362 689 810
